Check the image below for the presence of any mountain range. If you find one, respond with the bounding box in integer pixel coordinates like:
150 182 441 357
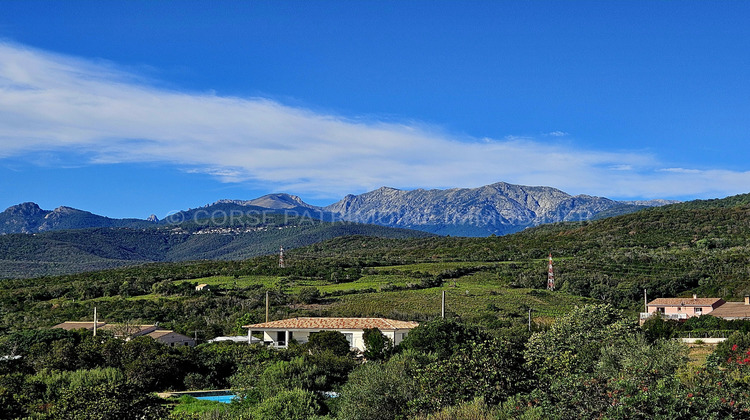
1 182 675 237
322 182 675 236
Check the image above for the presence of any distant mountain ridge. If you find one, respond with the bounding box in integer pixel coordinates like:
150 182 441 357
0 202 154 234
0 182 677 236
322 182 677 236
215 194 317 210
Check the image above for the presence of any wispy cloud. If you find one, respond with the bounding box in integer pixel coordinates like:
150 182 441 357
0 41 747 200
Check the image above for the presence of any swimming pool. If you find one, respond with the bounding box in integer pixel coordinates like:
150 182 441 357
195 394 236 403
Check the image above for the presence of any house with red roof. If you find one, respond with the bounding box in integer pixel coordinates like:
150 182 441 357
243 317 419 352
641 295 750 323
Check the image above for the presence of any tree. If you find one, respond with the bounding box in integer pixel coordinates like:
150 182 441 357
306 331 350 356
640 314 678 343
411 338 530 415
120 336 195 391
362 328 393 361
399 318 490 359
524 304 636 380
0 373 27 419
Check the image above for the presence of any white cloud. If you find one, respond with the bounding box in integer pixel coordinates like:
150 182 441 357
659 167 702 174
610 164 633 171
0 41 747 201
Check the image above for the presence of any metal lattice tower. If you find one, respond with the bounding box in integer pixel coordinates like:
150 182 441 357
547 253 555 291
278 246 285 268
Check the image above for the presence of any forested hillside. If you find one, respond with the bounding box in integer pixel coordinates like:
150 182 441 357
0 214 433 278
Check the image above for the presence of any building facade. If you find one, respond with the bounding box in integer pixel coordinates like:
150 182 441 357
244 317 419 352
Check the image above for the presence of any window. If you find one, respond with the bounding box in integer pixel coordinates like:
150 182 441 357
695 308 703 315
343 333 353 347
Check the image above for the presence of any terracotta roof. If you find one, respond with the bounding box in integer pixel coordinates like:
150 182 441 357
99 324 158 336
244 317 419 331
147 330 180 339
52 322 191 342
708 302 750 319
647 298 724 307
52 321 106 331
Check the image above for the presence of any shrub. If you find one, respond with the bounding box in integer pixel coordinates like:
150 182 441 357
252 388 321 420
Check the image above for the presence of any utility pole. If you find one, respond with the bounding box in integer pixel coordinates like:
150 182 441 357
528 308 532 332
93 306 97 337
644 289 648 313
265 291 270 322
547 253 555 291
441 290 446 319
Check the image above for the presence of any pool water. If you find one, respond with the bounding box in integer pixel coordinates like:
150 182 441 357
196 394 236 403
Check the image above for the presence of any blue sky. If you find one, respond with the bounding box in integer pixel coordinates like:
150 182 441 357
1 1 749 218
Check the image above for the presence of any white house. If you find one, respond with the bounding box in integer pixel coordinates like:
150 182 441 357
243 317 419 352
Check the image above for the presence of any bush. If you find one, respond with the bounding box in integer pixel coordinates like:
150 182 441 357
336 350 431 420
47 381 167 419
256 357 324 399
252 388 321 420
412 397 497 420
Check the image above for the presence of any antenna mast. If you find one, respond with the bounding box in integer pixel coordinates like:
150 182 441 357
278 246 285 268
547 253 555 291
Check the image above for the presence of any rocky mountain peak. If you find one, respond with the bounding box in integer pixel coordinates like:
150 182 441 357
215 194 317 210
323 182 671 236
4 202 45 216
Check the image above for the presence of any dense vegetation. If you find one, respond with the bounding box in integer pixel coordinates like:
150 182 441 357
3 306 750 419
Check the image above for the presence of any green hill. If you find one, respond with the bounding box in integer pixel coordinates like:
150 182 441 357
0 214 433 279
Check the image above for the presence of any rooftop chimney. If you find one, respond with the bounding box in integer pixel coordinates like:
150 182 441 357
745 296 749 306
693 294 697 300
